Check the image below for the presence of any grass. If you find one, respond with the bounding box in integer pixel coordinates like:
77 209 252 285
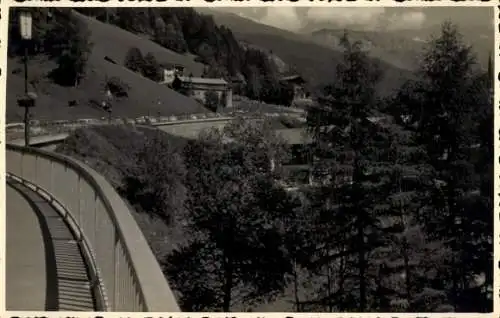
7 10 209 123
76 11 205 77
55 125 190 259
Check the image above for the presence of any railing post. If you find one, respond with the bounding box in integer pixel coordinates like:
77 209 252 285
77 174 83 241
113 232 120 310
93 191 109 311
20 152 24 179
94 191 98 253
7 145 181 313
34 155 38 185
49 159 54 195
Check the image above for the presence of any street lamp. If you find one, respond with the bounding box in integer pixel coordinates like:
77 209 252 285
19 10 32 41
18 10 34 147
105 88 113 123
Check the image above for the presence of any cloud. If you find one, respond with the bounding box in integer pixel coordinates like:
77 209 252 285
412 36 427 43
259 7 304 31
234 7 267 20
386 10 426 30
211 8 427 32
217 7 304 31
305 7 386 28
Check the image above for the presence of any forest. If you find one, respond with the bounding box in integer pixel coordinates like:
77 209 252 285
56 20 493 312
8 7 295 105
105 7 295 105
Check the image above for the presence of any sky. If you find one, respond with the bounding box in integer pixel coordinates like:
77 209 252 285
213 7 492 33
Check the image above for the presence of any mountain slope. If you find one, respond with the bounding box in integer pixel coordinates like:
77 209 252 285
309 27 492 71
310 29 420 71
7 9 208 123
195 8 413 97
76 11 205 76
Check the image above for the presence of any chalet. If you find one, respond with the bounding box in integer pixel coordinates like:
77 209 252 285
171 76 233 108
230 75 246 85
229 74 247 87
279 75 309 100
160 63 185 84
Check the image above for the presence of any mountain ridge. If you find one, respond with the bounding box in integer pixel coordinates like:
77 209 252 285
197 8 492 72
195 8 414 97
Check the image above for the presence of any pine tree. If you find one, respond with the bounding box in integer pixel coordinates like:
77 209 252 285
157 16 188 54
142 52 162 82
306 31 386 311
124 47 145 74
51 11 93 87
115 8 149 33
392 22 492 312
165 118 297 312
369 121 453 312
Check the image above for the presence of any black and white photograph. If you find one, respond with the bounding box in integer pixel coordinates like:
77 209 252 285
4 5 494 313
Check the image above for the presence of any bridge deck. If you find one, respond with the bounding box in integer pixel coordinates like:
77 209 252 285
6 180 97 311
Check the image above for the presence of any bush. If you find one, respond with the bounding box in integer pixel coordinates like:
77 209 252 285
142 52 163 82
105 76 130 98
124 47 145 74
57 126 187 225
279 115 306 129
204 90 219 111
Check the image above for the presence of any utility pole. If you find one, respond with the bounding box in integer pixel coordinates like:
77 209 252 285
18 10 35 147
105 88 113 123
23 45 29 145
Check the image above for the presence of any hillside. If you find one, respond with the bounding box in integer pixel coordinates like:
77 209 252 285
7 9 208 123
55 125 191 260
75 8 300 106
310 27 492 71
310 29 420 71
194 8 413 97
76 11 205 76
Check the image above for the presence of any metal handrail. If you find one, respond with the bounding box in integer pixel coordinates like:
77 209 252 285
6 144 180 312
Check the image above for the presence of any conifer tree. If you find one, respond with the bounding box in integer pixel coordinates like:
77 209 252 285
49 10 92 87
124 47 145 74
165 118 298 312
369 121 453 312
142 52 162 82
306 31 386 311
392 22 492 312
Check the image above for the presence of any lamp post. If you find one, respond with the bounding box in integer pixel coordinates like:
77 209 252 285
18 10 34 147
105 88 113 123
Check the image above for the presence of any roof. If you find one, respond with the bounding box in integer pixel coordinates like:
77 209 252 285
275 128 313 145
177 76 228 86
280 75 306 83
230 74 246 83
273 115 392 145
160 63 185 69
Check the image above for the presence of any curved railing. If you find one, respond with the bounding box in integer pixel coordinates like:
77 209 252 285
6 144 180 312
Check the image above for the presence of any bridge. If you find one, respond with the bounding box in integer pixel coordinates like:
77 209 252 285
5 143 181 311
5 113 313 311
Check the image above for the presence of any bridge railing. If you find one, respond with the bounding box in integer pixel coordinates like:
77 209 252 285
6 144 180 312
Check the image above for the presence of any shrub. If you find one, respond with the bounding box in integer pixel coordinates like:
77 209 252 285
279 115 305 129
204 90 219 111
105 76 130 98
142 52 163 82
124 47 145 73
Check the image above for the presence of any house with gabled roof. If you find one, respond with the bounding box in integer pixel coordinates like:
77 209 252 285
280 75 307 99
171 75 233 108
160 63 186 84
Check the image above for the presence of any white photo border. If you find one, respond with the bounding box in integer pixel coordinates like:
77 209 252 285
0 1 497 317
